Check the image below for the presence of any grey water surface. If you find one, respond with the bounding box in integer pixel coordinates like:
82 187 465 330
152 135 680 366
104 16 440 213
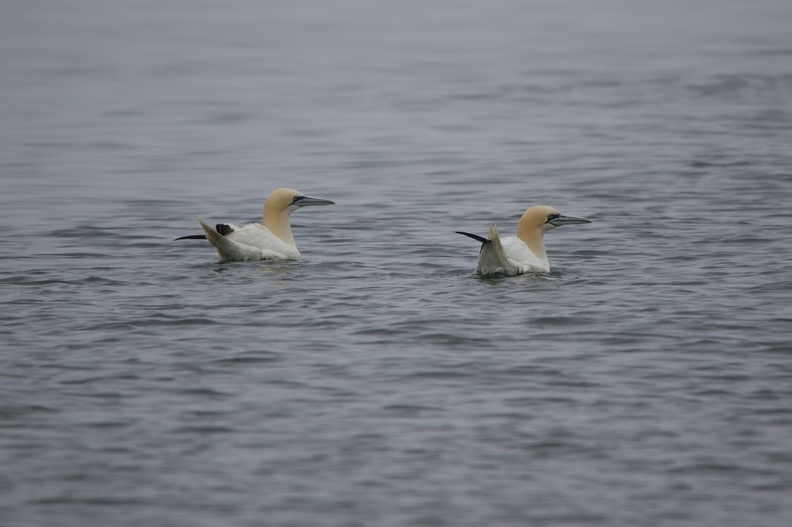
2 1 792 526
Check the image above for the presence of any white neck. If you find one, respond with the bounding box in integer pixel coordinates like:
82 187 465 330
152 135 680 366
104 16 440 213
517 225 550 268
263 205 296 247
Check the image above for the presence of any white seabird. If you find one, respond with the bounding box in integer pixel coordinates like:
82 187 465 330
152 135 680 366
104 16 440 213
457 205 591 276
176 187 334 262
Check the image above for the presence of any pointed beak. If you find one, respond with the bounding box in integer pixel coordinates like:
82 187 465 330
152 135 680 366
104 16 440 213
548 214 591 226
293 195 335 208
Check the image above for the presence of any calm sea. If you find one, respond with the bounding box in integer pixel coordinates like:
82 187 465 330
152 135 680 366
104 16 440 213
2 1 791 526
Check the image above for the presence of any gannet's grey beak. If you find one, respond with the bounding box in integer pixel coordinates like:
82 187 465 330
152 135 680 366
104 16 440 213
292 195 335 207
548 214 591 226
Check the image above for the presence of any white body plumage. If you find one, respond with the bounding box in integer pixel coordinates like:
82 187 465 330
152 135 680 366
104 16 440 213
178 188 334 263
458 206 591 277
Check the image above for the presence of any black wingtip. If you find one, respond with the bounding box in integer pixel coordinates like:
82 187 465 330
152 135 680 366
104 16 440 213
215 224 234 235
174 234 208 241
455 231 489 244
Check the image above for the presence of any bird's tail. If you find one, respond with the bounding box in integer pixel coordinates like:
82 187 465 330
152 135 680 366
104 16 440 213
473 224 514 275
199 219 225 246
197 219 255 262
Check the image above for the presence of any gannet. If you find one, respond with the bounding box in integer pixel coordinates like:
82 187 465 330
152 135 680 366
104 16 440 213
176 187 334 262
457 205 591 276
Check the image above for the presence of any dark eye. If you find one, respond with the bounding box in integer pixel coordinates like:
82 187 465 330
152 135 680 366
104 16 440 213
547 213 560 221
292 195 305 204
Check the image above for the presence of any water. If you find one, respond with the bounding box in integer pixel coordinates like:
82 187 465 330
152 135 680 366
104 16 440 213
2 1 792 525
